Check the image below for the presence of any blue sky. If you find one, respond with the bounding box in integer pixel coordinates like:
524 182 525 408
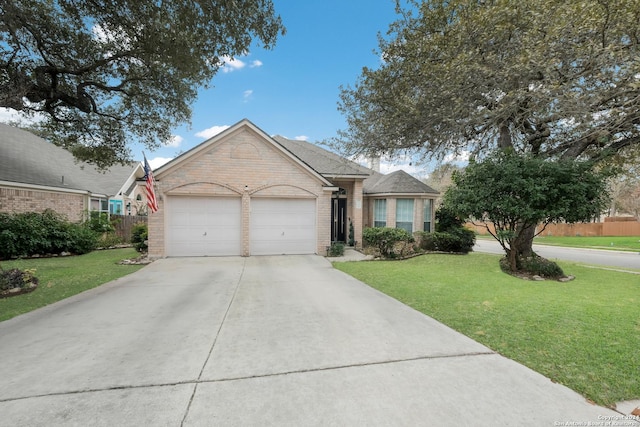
142 0 430 174
1 0 445 176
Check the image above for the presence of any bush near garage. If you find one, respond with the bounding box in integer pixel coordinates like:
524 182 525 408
0 210 98 259
131 223 148 252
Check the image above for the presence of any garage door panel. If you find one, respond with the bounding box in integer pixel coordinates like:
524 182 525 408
250 198 316 255
167 197 241 257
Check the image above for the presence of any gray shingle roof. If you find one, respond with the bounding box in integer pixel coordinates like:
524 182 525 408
364 170 439 195
0 123 139 196
273 136 371 177
272 135 438 196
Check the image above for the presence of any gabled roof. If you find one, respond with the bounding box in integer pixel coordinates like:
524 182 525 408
273 136 371 177
364 170 439 195
272 134 438 196
0 123 142 196
155 119 333 186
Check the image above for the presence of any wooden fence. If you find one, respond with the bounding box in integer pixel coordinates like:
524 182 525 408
467 219 640 237
112 215 147 242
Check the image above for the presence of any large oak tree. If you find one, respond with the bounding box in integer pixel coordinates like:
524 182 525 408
336 0 640 258
1 0 285 168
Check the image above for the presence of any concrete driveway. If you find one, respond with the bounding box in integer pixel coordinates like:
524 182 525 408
0 256 626 426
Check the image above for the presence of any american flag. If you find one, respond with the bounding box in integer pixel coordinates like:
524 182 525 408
143 154 159 213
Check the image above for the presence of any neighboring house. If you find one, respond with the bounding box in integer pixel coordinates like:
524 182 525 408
148 119 438 258
0 124 145 222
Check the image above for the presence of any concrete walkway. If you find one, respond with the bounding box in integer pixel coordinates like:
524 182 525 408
0 256 632 426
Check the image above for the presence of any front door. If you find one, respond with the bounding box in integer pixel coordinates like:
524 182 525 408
331 197 347 242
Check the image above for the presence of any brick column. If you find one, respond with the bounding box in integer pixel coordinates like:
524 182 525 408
242 190 250 256
352 180 364 248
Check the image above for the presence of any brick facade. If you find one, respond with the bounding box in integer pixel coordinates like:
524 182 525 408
150 126 333 258
0 185 88 222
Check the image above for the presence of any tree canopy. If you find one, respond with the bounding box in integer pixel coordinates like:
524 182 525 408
336 0 640 164
443 150 610 271
1 0 285 168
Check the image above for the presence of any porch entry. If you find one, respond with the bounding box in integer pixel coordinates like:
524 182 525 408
331 188 347 243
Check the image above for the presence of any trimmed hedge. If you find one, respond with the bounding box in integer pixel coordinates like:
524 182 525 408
0 210 98 259
418 228 476 254
363 227 413 258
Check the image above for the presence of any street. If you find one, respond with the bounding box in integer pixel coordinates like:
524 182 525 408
474 239 640 270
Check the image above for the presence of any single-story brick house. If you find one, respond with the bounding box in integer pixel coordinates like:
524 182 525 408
0 123 145 221
148 119 438 258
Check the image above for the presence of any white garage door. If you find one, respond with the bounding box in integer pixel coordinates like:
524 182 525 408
250 198 316 255
167 196 241 256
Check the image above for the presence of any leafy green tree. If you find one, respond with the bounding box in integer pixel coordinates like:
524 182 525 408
1 0 285 168
336 0 640 164
443 151 610 272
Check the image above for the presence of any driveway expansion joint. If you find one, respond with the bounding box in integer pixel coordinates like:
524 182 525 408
200 350 497 384
180 257 247 427
0 351 496 404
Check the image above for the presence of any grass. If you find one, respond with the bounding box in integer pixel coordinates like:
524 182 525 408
533 235 640 251
334 253 640 407
0 248 145 322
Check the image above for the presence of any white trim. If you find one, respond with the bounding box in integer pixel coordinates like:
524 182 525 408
0 180 91 195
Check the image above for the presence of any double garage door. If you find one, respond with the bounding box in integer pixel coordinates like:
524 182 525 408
166 196 316 256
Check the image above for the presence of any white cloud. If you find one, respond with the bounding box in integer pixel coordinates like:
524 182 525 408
243 90 253 102
0 108 46 127
379 160 428 179
164 135 183 148
294 135 309 141
443 150 470 164
0 108 26 124
220 56 246 73
354 154 428 179
218 55 263 73
195 125 230 139
148 157 173 169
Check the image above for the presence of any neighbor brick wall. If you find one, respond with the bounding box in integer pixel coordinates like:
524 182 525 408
150 127 329 257
0 185 87 222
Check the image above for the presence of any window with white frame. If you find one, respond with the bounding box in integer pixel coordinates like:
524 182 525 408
423 199 432 232
374 199 386 227
396 199 414 233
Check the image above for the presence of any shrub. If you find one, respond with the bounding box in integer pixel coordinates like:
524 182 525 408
499 254 564 279
131 223 148 252
435 205 466 232
327 242 345 257
67 224 99 254
86 211 115 234
363 227 413 258
0 211 98 258
419 228 475 254
98 232 123 248
348 221 355 246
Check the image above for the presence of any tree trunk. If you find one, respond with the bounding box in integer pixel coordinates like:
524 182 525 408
498 124 513 149
507 223 536 271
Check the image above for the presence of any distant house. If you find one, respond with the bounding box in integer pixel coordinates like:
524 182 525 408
147 119 438 258
0 124 145 222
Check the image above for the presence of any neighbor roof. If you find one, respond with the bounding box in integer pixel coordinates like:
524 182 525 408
364 170 439 195
0 123 141 196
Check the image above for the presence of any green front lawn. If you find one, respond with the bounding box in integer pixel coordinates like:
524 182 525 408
533 235 640 252
0 248 145 322
334 253 640 407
